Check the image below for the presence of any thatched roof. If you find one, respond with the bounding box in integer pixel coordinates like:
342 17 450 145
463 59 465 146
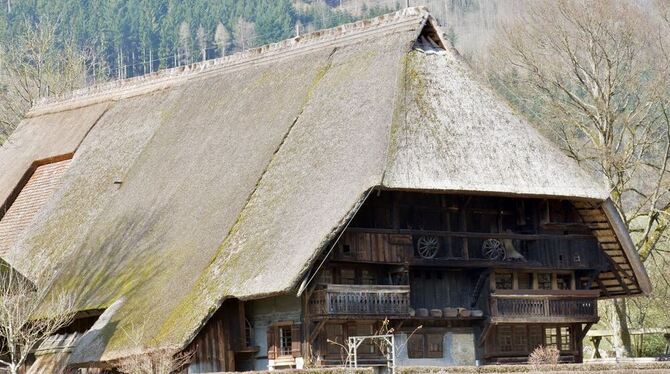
0 7 647 366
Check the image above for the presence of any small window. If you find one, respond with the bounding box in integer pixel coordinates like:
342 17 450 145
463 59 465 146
278 326 292 356
560 326 572 351
544 327 558 348
408 332 444 358
244 318 254 347
425 334 443 358
498 326 513 352
544 326 572 352
556 273 572 290
538 273 552 290
495 273 513 290
407 333 424 358
342 244 352 257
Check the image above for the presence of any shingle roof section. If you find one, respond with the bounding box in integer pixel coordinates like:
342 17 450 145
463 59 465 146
0 159 71 256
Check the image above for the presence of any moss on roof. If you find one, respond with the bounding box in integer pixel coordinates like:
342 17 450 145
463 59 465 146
0 7 627 368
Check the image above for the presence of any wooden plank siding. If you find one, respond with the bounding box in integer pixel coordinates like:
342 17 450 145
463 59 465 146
187 299 245 373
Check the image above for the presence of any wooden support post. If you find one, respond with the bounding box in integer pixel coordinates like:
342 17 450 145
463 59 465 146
591 336 602 359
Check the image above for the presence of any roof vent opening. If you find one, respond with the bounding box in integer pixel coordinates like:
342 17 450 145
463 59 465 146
413 21 446 54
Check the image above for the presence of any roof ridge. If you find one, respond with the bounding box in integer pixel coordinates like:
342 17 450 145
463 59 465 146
28 6 430 117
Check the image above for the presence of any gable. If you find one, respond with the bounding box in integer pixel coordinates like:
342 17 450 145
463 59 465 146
382 47 609 200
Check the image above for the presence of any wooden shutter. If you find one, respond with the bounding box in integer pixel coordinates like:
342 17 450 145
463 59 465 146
267 325 277 360
291 323 302 358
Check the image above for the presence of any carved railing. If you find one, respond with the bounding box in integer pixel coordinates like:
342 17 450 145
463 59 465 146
490 291 598 322
308 284 410 317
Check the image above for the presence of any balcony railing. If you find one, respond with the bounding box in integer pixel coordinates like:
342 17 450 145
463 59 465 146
490 291 599 323
308 284 410 317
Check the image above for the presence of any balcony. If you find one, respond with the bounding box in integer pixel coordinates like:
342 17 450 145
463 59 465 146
308 284 410 318
490 290 599 323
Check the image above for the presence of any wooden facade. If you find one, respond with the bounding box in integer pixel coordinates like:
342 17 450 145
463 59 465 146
186 191 634 370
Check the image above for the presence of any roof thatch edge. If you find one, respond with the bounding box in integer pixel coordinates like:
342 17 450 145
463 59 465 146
27 7 432 118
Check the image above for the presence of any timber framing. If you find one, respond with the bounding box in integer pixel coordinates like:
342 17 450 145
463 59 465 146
0 6 649 372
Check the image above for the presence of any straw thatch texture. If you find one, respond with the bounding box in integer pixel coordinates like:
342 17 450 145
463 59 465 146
31 44 343 365
383 49 609 199
0 7 645 367
0 103 109 208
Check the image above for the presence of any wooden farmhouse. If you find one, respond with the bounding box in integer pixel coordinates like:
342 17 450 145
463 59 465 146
0 7 651 373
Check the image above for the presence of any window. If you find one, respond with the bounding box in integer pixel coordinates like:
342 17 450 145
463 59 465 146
495 273 513 290
556 273 572 290
425 334 443 358
407 334 424 358
278 326 292 356
268 322 301 360
244 318 254 347
544 327 558 348
544 326 572 352
538 273 552 290
497 326 513 352
408 332 444 358
559 327 572 351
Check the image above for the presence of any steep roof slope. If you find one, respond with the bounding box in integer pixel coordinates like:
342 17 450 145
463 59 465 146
383 46 607 198
0 7 645 367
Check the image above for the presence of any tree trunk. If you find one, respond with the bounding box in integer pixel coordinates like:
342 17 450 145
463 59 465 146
608 298 633 358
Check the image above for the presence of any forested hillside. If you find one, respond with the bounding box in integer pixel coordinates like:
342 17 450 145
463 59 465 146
0 0 397 78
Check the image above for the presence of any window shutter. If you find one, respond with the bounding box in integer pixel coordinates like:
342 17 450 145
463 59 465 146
291 323 302 358
267 326 277 360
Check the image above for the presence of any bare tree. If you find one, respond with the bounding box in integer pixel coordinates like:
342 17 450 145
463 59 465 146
196 25 207 62
115 323 193 374
486 0 670 357
0 260 75 374
233 17 257 52
0 18 104 145
178 21 191 65
214 22 230 57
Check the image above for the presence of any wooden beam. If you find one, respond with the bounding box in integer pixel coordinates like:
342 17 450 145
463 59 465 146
479 320 493 347
605 257 632 295
470 270 490 307
595 278 610 297
309 320 327 344
579 322 595 341
346 227 594 241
